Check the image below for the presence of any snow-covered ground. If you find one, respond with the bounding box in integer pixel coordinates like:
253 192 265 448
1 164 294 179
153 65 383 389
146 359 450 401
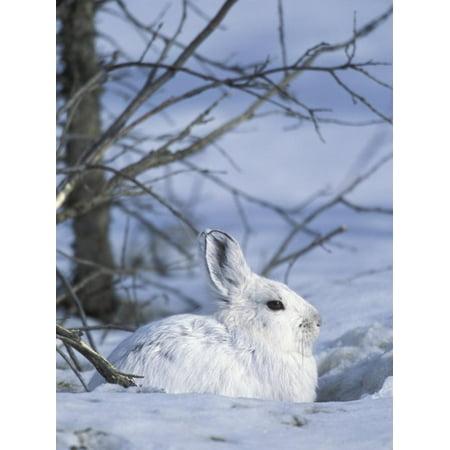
57 390 392 450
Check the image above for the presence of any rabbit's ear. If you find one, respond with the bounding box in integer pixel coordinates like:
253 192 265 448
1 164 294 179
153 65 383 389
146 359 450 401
201 230 252 299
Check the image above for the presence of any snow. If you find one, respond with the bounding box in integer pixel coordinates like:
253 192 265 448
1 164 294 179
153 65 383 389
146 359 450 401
54 1 396 448
57 391 392 450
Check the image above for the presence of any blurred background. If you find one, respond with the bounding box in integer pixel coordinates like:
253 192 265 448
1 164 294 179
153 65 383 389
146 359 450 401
56 0 392 333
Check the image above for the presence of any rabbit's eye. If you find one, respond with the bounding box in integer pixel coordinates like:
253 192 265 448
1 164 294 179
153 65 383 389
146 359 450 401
266 300 285 311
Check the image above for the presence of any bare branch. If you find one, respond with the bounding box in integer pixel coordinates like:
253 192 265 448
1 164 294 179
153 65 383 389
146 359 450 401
351 65 393 91
145 0 188 83
261 225 348 277
333 264 393 284
330 71 392 123
277 0 288 76
340 197 392 214
112 92 228 183
56 324 140 388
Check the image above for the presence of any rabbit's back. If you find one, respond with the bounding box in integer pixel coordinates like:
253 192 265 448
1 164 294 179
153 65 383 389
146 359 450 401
88 314 255 395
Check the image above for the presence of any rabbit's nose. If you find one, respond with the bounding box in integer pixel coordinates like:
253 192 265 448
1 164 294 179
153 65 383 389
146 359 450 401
311 310 322 327
299 311 321 329
315 313 322 327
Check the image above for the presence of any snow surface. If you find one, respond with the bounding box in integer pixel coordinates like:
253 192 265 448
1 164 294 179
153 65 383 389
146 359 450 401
56 1 393 449
57 390 392 450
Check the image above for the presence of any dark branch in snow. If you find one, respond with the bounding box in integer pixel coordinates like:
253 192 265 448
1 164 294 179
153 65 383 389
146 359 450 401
56 324 141 389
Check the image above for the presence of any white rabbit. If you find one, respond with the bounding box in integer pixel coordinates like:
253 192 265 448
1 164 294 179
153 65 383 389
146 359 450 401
88 229 321 402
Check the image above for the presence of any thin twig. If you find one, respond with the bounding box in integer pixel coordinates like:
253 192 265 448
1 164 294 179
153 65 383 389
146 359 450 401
74 324 136 332
57 246 192 276
63 342 83 372
338 264 393 284
56 270 105 305
182 159 297 225
340 197 392 214
114 203 196 261
145 0 188 83
330 70 392 123
262 225 348 277
277 0 288 76
56 345 89 392
56 268 97 352
351 65 393 90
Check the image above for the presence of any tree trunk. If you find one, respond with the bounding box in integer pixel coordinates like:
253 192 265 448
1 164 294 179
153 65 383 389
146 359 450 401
58 0 117 319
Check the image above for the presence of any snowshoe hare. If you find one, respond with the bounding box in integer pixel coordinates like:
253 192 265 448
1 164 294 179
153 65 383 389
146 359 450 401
89 230 321 402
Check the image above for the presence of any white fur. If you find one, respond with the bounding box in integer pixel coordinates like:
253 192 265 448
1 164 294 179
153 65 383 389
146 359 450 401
88 230 321 402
